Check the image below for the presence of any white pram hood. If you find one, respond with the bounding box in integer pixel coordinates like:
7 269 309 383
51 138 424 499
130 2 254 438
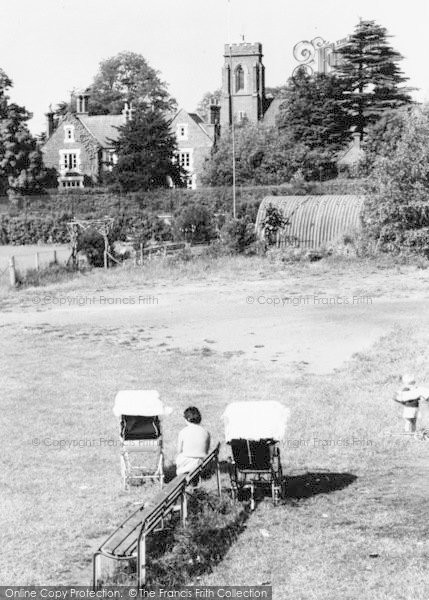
113 390 173 417
222 401 290 442
395 386 429 403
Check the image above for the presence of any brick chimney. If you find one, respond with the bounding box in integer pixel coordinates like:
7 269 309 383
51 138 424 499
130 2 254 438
122 101 135 123
45 107 56 137
76 91 89 115
209 100 220 126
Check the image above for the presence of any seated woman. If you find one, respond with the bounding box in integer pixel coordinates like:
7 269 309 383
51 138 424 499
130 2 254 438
176 406 210 475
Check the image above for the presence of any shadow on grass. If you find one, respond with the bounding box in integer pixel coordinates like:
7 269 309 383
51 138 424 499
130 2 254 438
219 461 357 507
284 471 357 502
111 489 250 587
107 472 356 585
164 462 177 484
147 490 250 587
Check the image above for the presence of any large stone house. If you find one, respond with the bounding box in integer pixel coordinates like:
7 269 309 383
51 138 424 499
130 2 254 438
169 107 220 189
42 92 132 189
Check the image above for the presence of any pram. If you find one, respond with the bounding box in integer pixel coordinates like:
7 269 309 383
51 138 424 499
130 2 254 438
223 401 290 509
113 390 172 490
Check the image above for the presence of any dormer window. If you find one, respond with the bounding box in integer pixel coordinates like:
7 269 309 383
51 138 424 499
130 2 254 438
235 65 244 92
177 124 188 141
64 125 75 143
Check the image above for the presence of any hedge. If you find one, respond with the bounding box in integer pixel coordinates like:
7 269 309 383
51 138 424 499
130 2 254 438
0 214 71 245
3 179 364 218
0 179 365 246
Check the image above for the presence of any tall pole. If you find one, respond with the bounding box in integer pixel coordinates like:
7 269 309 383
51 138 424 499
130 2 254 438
228 0 237 219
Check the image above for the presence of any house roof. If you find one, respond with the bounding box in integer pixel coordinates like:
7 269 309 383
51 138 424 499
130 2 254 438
262 98 284 127
171 108 215 141
188 112 204 124
78 114 125 148
337 137 365 166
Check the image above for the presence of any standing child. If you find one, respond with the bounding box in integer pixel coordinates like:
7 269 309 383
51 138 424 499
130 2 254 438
393 374 429 433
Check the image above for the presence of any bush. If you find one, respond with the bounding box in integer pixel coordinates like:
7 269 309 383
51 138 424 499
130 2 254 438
173 204 216 244
362 107 429 257
220 216 257 254
0 214 70 245
77 230 107 267
261 203 289 246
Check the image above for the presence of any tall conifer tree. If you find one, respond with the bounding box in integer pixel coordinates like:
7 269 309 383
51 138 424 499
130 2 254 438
111 106 183 192
335 19 412 137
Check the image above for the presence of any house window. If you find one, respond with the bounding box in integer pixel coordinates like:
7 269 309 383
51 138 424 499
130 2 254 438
179 151 191 168
64 126 75 143
235 65 244 92
238 111 247 123
63 152 78 171
103 149 117 171
177 124 188 140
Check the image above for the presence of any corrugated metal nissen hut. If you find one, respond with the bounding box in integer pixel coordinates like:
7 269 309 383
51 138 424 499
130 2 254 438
255 195 364 249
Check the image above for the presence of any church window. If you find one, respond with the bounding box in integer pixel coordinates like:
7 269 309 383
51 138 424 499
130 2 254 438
235 65 244 92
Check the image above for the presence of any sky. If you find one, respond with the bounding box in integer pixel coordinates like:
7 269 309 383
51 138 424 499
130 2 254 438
1 0 428 135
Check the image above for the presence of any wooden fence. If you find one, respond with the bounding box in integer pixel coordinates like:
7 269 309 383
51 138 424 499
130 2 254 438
2 247 71 286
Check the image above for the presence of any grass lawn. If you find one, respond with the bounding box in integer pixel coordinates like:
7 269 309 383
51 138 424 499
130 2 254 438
1 255 429 598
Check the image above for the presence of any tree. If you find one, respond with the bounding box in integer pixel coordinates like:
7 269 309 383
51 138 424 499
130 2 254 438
195 89 221 121
334 19 412 138
88 52 176 115
0 69 46 198
265 85 288 98
359 105 413 173
0 69 12 194
277 70 352 153
362 107 429 256
173 204 215 243
110 105 183 192
201 123 307 186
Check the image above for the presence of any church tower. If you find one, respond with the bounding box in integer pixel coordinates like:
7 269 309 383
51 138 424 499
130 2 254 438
220 42 266 129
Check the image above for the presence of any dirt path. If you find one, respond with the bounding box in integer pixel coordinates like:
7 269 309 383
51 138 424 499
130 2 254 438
2 277 428 375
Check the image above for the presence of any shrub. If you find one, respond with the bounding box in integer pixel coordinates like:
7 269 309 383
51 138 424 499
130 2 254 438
0 214 70 245
220 216 257 254
362 107 429 257
77 230 106 267
261 203 289 246
173 204 216 244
